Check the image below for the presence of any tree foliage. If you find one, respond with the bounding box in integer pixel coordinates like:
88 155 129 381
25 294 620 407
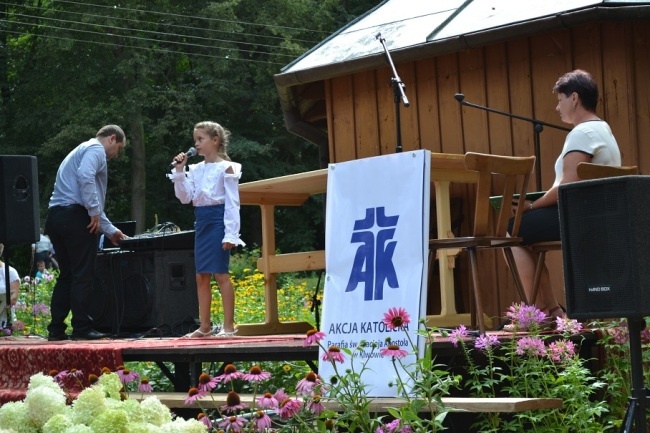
0 0 381 269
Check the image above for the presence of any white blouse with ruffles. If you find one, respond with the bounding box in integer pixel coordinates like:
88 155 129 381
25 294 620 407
170 160 245 246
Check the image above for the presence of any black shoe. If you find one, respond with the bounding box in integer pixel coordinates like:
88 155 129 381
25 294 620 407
48 333 69 342
71 329 111 340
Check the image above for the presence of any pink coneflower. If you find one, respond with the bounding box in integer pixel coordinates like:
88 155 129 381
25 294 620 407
547 340 576 363
321 346 345 363
296 371 326 396
254 410 273 431
448 325 469 347
197 412 212 429
516 336 547 357
382 307 411 330
220 390 247 414
304 328 326 346
116 365 139 384
197 372 218 392
257 391 279 409
217 364 244 384
219 415 245 432
273 389 290 404
307 394 325 415
88 374 99 386
184 387 206 405
380 344 408 359
242 365 271 382
474 334 500 352
278 397 302 419
138 377 153 393
23 276 31 284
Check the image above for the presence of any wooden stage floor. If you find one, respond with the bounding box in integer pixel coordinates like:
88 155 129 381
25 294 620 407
0 333 317 404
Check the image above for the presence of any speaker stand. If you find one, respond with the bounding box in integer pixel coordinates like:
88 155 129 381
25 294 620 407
619 317 650 433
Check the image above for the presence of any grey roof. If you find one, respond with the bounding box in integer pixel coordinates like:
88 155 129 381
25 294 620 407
273 0 650 145
276 0 650 86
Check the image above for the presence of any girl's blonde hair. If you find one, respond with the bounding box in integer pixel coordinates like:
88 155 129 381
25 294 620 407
194 121 232 161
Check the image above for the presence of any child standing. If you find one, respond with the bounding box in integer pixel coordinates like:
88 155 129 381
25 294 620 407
170 121 245 338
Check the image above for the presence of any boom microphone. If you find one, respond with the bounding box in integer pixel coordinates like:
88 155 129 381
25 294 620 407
169 147 197 168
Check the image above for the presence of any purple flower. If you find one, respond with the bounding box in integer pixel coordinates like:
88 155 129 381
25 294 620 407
506 303 546 331
138 378 153 393
321 346 346 363
184 387 207 405
516 336 547 357
220 390 247 414
242 365 272 382
197 372 218 392
278 397 303 419
273 389 290 404
448 325 469 347
116 366 139 384
474 334 500 352
382 307 411 330
304 328 326 346
380 344 409 359
254 410 272 431
198 412 212 429
307 395 325 415
296 371 326 396
377 419 412 433
257 392 279 409
547 340 576 363
555 317 583 335
219 416 245 432
217 364 244 384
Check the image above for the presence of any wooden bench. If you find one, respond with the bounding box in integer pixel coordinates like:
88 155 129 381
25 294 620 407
130 392 562 413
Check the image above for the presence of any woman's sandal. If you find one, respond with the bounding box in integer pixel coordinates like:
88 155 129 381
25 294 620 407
182 329 213 339
214 329 238 338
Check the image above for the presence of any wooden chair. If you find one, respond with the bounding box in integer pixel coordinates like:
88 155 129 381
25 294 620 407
429 152 536 334
529 162 639 304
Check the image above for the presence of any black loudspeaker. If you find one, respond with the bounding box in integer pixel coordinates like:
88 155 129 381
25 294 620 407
558 176 650 320
88 249 199 336
0 155 40 244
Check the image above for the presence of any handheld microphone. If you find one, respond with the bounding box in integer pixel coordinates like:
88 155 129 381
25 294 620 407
169 147 197 168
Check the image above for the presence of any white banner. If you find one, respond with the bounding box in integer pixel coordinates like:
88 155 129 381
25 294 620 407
319 150 430 397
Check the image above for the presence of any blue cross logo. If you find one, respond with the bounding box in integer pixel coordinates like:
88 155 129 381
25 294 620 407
345 206 399 300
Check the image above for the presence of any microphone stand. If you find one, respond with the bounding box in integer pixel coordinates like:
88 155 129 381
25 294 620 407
454 93 571 189
376 33 409 153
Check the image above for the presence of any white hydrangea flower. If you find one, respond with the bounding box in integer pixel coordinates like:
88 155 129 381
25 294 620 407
42 413 73 433
89 408 129 432
62 425 93 433
27 372 63 394
96 373 123 400
159 417 207 433
139 396 173 426
25 386 68 428
71 386 107 425
0 401 37 433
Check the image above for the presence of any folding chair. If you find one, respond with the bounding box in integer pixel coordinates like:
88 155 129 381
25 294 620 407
429 152 536 334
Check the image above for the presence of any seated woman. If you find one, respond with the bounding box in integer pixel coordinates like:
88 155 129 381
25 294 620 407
508 69 621 320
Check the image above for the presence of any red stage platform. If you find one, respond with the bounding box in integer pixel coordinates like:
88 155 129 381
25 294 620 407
0 334 317 404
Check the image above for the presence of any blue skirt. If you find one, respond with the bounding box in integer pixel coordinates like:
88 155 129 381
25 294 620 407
194 204 230 274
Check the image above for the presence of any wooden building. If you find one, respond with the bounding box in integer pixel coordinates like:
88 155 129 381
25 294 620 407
271 0 650 328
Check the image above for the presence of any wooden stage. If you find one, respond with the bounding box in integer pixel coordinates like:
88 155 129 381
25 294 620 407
0 333 317 404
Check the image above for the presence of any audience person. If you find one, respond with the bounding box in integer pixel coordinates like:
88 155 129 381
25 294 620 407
44 125 128 341
0 243 20 330
32 228 54 270
170 121 245 338
35 260 49 280
508 69 621 321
